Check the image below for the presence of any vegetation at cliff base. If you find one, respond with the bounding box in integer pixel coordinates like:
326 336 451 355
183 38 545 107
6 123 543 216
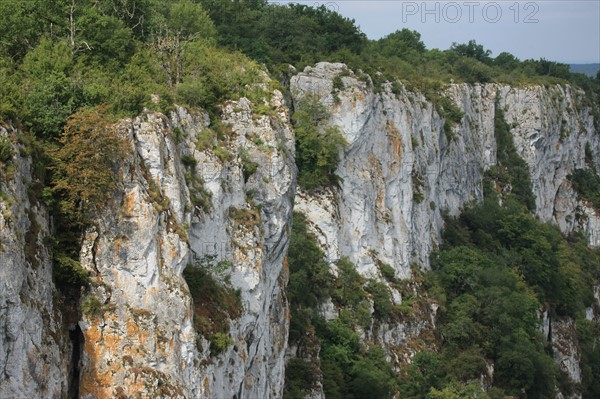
285 212 401 399
406 195 600 398
398 121 600 398
395 110 600 398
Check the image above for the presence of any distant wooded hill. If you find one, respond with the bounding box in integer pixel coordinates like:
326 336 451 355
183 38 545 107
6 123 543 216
569 63 600 77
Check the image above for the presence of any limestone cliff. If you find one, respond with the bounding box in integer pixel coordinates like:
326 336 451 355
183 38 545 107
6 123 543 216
292 63 599 280
77 90 295 398
1 61 599 398
0 126 70 398
290 62 600 390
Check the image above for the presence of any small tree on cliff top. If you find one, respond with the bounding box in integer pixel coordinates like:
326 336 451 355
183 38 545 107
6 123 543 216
51 104 129 225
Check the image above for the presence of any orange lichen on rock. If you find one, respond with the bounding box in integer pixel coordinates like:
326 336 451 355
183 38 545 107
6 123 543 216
122 190 138 218
386 120 403 161
80 323 113 399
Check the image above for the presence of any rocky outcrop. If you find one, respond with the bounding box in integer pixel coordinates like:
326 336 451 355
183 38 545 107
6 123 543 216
1 61 598 398
291 62 599 281
183 94 295 398
290 62 599 390
76 110 196 398
77 90 295 398
0 126 70 398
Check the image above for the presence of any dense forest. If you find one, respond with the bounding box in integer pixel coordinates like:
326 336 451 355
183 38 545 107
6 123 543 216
1 1 599 399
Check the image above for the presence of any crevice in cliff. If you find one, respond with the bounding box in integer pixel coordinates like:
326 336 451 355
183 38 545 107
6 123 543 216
68 324 84 399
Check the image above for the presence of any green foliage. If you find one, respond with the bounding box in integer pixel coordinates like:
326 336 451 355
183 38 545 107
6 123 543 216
284 358 320 399
578 319 600 398
332 257 365 309
177 40 265 114
442 198 598 315
348 352 394 399
286 212 400 398
364 280 396 320
0 57 22 120
287 212 334 340
449 40 492 64
428 382 491 399
0 0 597 142
209 332 234 356
400 351 443 398
584 142 594 169
228 206 260 229
50 105 128 224
416 192 600 397
181 152 212 214
318 321 396 399
22 38 77 136
285 211 400 398
487 105 536 210
0 136 12 164
427 240 558 396
378 262 397 282
412 171 426 203
183 255 242 353
53 254 91 288
292 95 347 190
569 168 600 210
373 29 426 60
180 154 197 170
81 295 102 317
332 75 345 92
166 0 216 40
454 57 495 83
78 8 135 65
201 1 366 69
239 147 259 183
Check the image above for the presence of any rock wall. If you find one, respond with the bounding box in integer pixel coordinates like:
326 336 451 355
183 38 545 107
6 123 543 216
290 62 599 391
0 126 70 398
1 61 599 398
77 90 295 398
291 62 599 281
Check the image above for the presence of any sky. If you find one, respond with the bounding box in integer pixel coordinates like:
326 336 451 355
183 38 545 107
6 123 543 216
270 1 600 64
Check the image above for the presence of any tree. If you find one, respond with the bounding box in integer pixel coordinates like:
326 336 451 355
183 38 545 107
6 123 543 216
149 0 216 87
22 38 78 136
450 40 492 64
78 8 135 65
494 52 520 70
375 29 426 61
51 104 129 224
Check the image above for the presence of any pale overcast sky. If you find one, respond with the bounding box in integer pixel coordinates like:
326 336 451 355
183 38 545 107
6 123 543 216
270 1 600 64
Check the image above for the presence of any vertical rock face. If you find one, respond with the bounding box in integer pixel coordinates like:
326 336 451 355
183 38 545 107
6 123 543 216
290 62 599 389
495 84 600 238
77 111 197 398
291 63 599 283
0 126 69 398
1 62 598 398
182 95 295 399
77 90 295 398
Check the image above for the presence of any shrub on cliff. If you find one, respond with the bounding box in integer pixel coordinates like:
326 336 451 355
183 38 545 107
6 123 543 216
292 94 347 190
569 168 600 210
183 255 241 354
50 104 128 224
